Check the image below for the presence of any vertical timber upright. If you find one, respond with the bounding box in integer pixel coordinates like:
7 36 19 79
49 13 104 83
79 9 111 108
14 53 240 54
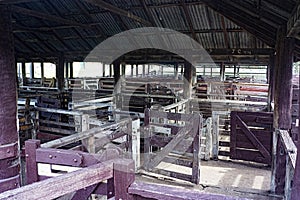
0 5 20 192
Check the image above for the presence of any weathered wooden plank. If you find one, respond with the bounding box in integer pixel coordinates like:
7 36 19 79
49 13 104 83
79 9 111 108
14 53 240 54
128 181 247 200
150 135 193 153
36 107 82 116
162 156 193 168
192 115 201 184
234 149 270 165
148 110 194 122
39 126 75 135
113 159 135 200
230 112 238 159
0 160 116 200
39 120 78 128
25 140 40 184
151 168 193 182
235 115 271 163
41 119 129 149
146 124 193 170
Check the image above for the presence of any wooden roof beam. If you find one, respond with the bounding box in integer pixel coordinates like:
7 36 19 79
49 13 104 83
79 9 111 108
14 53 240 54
0 0 39 4
84 0 152 26
221 16 230 49
12 6 90 28
180 0 198 42
138 0 156 26
201 0 276 47
287 2 300 39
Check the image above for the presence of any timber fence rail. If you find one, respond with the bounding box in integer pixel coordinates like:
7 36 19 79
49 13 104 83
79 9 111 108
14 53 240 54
277 130 297 200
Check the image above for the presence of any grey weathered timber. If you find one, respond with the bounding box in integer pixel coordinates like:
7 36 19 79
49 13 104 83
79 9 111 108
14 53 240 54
41 119 129 149
56 54 65 90
0 160 116 200
146 124 193 170
128 181 248 200
143 109 202 184
183 61 193 99
0 5 20 193
114 159 135 200
230 111 273 165
278 130 297 200
273 36 294 195
25 140 40 184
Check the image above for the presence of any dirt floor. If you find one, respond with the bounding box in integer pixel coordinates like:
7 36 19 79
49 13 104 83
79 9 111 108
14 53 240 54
137 159 283 200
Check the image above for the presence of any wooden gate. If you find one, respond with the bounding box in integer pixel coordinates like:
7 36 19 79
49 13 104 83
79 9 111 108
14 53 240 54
230 111 273 165
143 109 202 184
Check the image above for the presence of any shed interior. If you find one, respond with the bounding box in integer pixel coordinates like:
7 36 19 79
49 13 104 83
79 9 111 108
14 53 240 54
0 0 300 199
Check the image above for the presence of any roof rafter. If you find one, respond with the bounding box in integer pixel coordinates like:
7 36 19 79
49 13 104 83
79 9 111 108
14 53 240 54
84 0 152 26
138 0 156 26
73 0 107 38
180 0 198 42
228 0 286 27
12 5 90 28
201 0 276 47
220 16 230 49
287 2 300 39
45 0 95 51
0 0 39 4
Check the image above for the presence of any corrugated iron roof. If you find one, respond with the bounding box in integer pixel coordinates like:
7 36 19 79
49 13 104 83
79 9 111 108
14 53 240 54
9 0 295 63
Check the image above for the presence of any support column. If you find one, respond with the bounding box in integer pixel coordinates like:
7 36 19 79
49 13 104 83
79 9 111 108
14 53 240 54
41 62 44 86
30 62 34 79
121 62 126 77
147 64 150 75
220 62 225 81
142 64 146 77
109 64 113 77
136 64 139 76
174 63 179 80
113 60 121 91
69 62 73 79
267 54 275 111
0 5 20 192
272 35 294 195
183 61 194 99
113 60 121 109
56 54 65 90
21 62 26 86
131 64 134 77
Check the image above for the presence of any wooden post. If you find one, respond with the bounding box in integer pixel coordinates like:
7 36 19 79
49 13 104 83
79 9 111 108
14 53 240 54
174 63 179 80
0 5 20 192
291 45 300 200
136 64 139 76
183 61 194 99
121 62 126 77
131 64 134 77
30 62 34 79
56 54 65 90
142 64 146 77
272 34 294 195
113 159 135 200
21 62 26 86
109 64 113 77
131 119 140 170
220 62 225 81
25 140 40 184
267 54 275 112
148 64 151 75
40 62 44 86
81 115 95 153
69 62 73 79
212 112 220 159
